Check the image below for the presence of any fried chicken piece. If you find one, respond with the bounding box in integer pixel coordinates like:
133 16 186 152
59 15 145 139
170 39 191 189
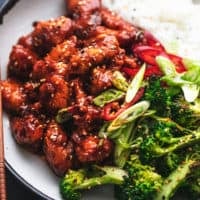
23 81 40 103
100 8 139 46
8 45 38 80
31 16 73 56
66 0 101 15
69 34 121 74
90 66 113 95
39 75 69 114
45 36 77 63
66 0 102 38
75 135 113 163
69 79 102 133
44 121 74 176
10 114 44 152
124 55 138 68
1 79 26 113
32 60 69 80
18 34 34 51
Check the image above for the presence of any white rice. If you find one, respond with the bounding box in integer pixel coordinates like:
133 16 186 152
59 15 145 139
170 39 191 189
102 0 200 60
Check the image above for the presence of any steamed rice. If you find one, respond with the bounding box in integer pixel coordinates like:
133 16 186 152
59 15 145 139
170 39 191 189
103 0 200 60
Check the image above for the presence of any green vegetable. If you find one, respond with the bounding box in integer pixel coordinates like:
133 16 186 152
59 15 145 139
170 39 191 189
107 100 150 132
156 56 176 76
156 56 200 102
115 155 163 200
170 95 200 130
182 58 200 85
60 165 127 200
139 116 200 163
111 71 129 92
155 158 199 200
115 149 200 200
143 77 173 117
56 108 72 123
125 64 146 103
93 89 125 107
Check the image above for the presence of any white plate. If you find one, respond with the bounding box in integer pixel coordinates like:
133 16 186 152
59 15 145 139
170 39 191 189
0 0 113 199
0 0 199 200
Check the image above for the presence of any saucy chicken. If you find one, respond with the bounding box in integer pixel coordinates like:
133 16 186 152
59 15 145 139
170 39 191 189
2 0 146 176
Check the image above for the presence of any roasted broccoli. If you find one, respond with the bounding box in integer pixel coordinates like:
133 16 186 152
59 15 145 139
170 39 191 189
115 149 200 200
60 165 127 200
114 155 163 200
143 77 173 116
139 117 200 163
170 96 200 130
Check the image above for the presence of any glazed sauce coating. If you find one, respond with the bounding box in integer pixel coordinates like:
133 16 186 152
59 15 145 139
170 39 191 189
2 0 144 176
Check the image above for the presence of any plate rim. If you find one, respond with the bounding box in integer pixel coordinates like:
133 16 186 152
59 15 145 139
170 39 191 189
6 160 55 200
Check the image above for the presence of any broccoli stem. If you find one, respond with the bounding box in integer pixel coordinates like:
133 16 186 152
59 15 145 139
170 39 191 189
153 130 200 157
75 166 127 190
155 159 195 200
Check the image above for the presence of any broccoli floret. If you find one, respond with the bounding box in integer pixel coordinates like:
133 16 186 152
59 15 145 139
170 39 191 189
60 165 127 200
115 149 200 200
114 155 163 200
186 170 200 199
139 116 200 163
143 77 173 116
155 157 200 200
170 96 200 130
157 152 185 177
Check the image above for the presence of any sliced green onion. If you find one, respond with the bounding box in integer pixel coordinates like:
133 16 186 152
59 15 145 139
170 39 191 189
56 108 72 124
107 100 150 132
183 58 200 70
181 84 200 103
125 64 146 103
156 56 176 76
93 89 125 107
111 71 129 92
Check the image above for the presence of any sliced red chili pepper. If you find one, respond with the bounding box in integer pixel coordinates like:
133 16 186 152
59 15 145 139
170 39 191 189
143 31 166 51
145 65 163 77
102 88 145 121
102 102 122 121
122 67 140 77
133 46 163 65
168 53 186 73
122 65 162 78
133 45 187 74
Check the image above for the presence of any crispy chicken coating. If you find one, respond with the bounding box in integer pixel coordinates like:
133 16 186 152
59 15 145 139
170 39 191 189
66 0 101 15
31 16 73 56
10 114 44 152
1 79 26 113
8 45 38 80
66 0 102 38
69 79 102 135
69 34 121 74
32 60 69 80
100 8 139 46
18 34 33 50
75 135 113 163
44 121 74 176
39 75 69 114
3 0 148 175
90 66 113 95
45 36 77 63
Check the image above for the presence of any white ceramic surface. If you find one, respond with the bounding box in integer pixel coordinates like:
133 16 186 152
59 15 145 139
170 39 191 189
1 0 200 200
0 0 113 199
